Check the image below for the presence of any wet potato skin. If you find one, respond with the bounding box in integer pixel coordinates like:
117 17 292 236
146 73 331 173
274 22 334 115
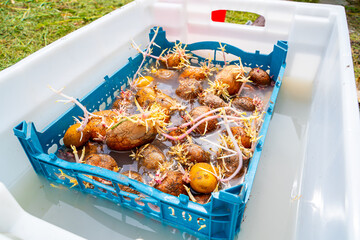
186 144 210 163
63 123 90 148
194 194 211 205
198 92 227 109
112 97 132 110
168 128 187 145
84 153 119 182
138 144 166 170
84 153 118 170
176 78 203 100
87 110 118 141
135 87 157 108
215 65 245 95
189 163 219 194
136 86 175 114
155 171 186 196
232 97 255 112
230 126 252 149
106 120 157 151
152 69 177 81
161 54 182 69
84 141 105 156
217 153 249 178
119 170 144 194
187 106 218 135
249 67 271 86
133 76 154 88
179 66 208 81
155 92 175 111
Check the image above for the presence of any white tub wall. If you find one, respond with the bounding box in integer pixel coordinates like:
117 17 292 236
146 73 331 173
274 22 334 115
0 1 359 240
295 6 360 240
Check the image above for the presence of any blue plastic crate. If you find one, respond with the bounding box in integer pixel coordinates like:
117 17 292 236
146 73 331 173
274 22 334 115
14 27 287 240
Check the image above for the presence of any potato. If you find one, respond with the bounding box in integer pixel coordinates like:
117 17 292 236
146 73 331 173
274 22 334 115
249 67 271 86
152 69 177 81
189 163 219 194
119 170 144 194
84 153 118 170
156 92 176 111
217 153 249 178
185 144 210 163
193 194 211 204
230 126 252 149
198 92 227 109
137 144 166 170
105 119 157 151
167 128 187 145
112 90 133 111
179 66 208 81
215 65 245 95
186 106 218 135
161 53 186 69
135 87 157 108
232 97 255 111
87 110 118 141
136 86 176 114
175 79 203 100
63 123 90 148
112 97 131 110
84 153 119 182
155 171 186 196
133 76 154 88
84 141 105 156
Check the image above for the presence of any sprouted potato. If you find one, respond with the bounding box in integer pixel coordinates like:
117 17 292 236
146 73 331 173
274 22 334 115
214 65 245 96
154 170 187 196
132 144 166 170
63 123 90 148
151 68 177 81
53 34 274 203
106 118 158 151
84 153 119 183
189 163 219 194
87 110 118 141
176 78 203 100
198 92 227 109
232 97 256 112
119 170 144 194
249 67 271 86
185 106 219 135
178 66 212 81
168 143 210 165
135 86 179 114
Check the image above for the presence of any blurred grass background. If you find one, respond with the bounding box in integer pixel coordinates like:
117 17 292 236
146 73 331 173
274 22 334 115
225 10 260 25
0 0 131 70
0 0 359 100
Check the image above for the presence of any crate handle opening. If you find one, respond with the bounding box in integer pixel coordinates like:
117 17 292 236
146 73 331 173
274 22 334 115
211 10 265 27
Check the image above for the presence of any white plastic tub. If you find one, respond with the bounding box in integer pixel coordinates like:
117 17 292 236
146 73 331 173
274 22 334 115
0 0 359 239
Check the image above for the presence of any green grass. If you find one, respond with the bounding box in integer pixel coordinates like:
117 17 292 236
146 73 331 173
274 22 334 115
225 11 260 25
345 1 360 87
0 0 132 70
